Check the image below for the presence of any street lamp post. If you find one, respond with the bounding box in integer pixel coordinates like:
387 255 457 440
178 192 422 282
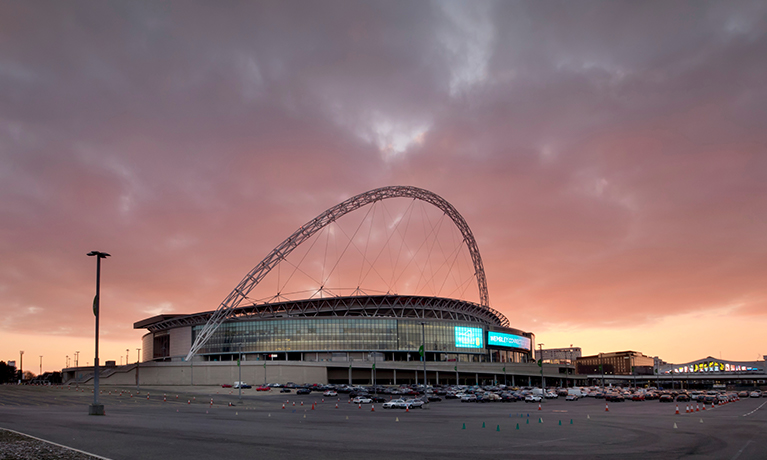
75 351 79 368
87 250 109 416
39 356 42 376
420 322 427 388
19 350 23 383
538 343 545 390
136 348 141 391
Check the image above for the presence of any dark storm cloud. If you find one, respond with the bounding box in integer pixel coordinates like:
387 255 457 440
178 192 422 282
0 0 766 357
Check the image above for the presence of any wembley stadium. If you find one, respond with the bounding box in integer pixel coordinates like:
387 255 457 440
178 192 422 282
77 186 550 386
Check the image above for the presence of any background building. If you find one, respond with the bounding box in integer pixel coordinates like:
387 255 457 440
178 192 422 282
540 347 581 364
576 351 655 376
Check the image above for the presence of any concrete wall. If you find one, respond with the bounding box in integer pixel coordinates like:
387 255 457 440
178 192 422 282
169 326 191 358
73 361 329 386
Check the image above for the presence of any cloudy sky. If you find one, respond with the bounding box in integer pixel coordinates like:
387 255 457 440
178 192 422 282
2 1 766 373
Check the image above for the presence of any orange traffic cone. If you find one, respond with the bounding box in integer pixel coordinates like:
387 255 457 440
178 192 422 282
538 403 542 411
406 406 409 413
163 396 166 402
322 398 324 403
358 403 362 409
188 400 191 404
335 403 338 409
605 402 609 412
348 399 351 404
702 404 705 411
711 402 715 409
292 402 295 406
675 404 680 415
371 405 375 412
282 403 285 409
696 404 699 412
147 395 150 400
301 401 303 406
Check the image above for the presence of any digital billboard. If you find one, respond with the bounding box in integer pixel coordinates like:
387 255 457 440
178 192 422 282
454 326 483 348
487 331 531 351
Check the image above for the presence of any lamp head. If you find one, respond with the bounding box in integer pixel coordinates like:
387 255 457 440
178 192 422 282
87 251 111 258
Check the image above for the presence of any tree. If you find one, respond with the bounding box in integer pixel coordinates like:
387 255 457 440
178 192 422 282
0 361 17 383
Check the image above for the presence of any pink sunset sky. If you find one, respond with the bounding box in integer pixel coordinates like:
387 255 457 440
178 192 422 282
2 1 766 374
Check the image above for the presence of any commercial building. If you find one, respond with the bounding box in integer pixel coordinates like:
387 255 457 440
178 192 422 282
576 351 655 376
540 347 581 364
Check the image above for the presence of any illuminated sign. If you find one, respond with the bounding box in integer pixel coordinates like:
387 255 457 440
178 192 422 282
664 360 761 374
487 331 531 351
455 326 483 348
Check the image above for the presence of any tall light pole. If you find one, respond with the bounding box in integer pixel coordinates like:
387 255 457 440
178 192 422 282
66 355 69 368
421 322 426 388
136 348 141 391
126 349 129 367
75 351 79 368
39 356 43 376
87 250 109 416
538 343 544 390
19 350 23 383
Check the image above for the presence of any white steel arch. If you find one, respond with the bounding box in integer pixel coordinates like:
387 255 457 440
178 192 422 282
186 185 498 361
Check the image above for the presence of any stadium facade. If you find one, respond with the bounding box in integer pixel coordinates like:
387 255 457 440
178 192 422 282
135 295 535 367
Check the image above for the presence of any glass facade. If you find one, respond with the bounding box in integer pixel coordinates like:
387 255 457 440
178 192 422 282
193 318 488 355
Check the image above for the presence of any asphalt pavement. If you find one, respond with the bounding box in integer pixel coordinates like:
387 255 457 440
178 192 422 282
1 385 766 460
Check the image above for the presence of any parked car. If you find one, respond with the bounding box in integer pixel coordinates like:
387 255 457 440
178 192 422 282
405 399 425 409
383 399 407 409
659 394 674 403
631 394 645 401
604 393 624 402
565 394 579 401
427 395 442 402
296 388 311 395
352 396 373 404
525 394 542 403
461 394 478 403
323 390 338 397
234 382 252 389
750 391 762 398
280 388 291 393
675 393 690 402
255 385 269 391
371 396 386 403
221 384 233 388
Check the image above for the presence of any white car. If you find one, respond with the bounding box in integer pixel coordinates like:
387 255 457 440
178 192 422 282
750 391 762 398
405 399 425 408
352 396 372 404
323 390 338 397
545 392 558 399
383 399 407 409
525 394 542 403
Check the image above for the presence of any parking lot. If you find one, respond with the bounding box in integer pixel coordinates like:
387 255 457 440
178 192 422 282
1 385 766 459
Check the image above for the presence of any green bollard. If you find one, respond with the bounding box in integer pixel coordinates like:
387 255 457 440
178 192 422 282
496 425 500 432
538 417 543 424
462 423 466 430
482 422 486 428
516 423 520 430
570 419 573 425
526 418 529 424
558 420 562 426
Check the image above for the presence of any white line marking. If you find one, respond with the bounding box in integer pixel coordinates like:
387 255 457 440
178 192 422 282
730 439 753 460
0 427 112 460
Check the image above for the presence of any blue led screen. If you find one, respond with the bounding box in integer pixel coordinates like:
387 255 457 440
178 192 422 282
454 326 483 348
487 331 531 351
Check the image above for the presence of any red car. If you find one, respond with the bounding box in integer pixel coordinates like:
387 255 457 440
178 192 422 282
256 385 271 391
221 384 233 388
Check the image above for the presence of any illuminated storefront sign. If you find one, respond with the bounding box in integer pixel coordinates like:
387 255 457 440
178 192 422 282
665 360 760 374
487 331 531 351
455 326 483 348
